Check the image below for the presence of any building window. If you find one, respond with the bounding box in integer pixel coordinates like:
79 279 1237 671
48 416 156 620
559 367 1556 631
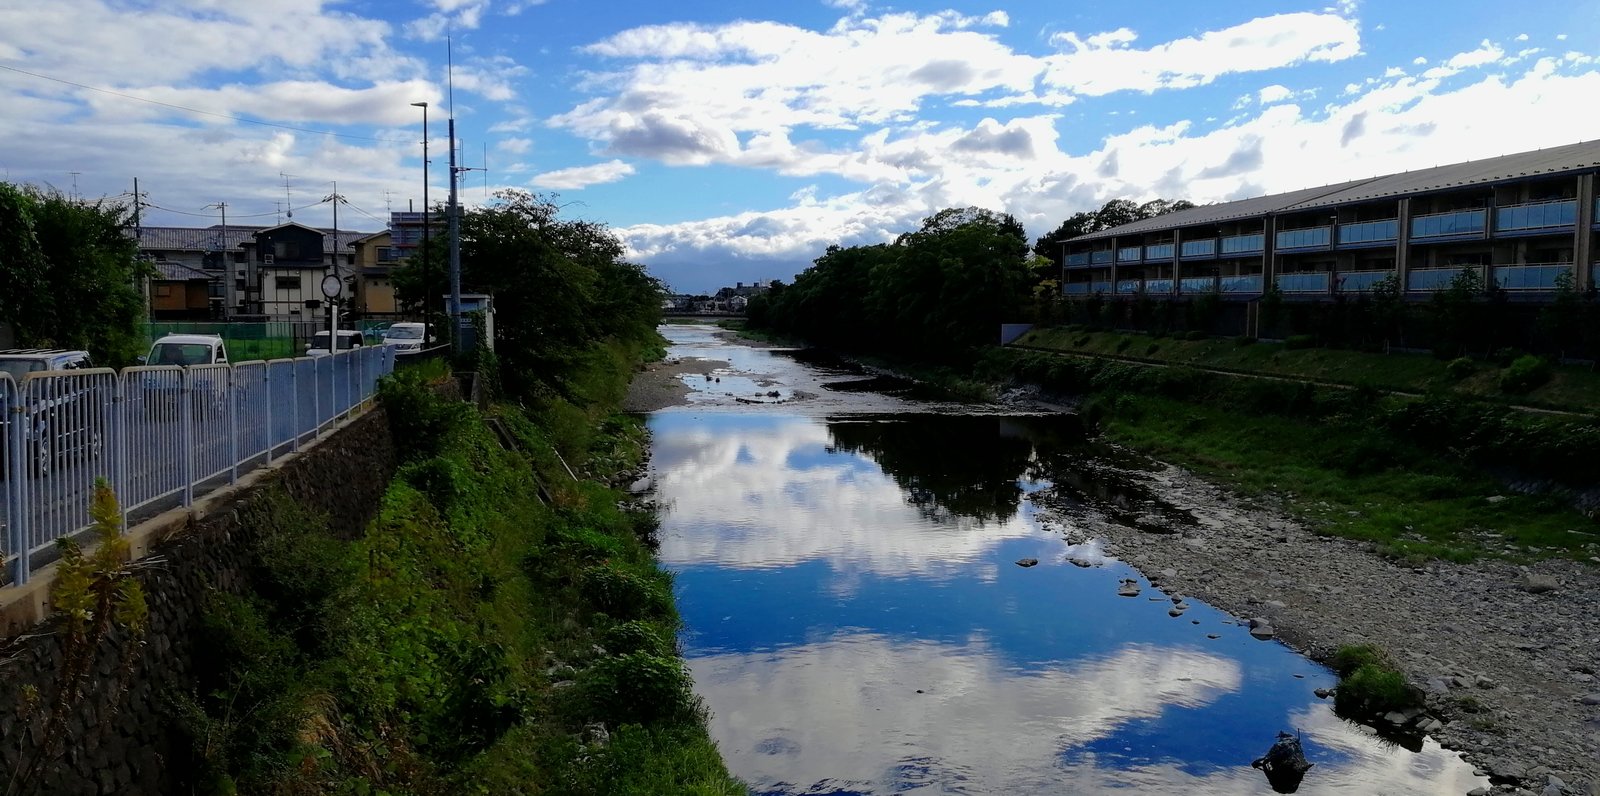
154 284 173 297
275 275 303 291
274 241 301 259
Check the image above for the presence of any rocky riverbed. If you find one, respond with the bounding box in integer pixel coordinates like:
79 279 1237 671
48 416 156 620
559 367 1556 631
1032 454 1600 796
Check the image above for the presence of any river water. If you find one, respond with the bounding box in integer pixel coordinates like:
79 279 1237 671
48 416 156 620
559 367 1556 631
647 323 1485 796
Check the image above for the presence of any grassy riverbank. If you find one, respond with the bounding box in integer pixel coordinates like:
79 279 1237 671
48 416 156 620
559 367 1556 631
177 353 743 795
1014 326 1600 416
987 348 1600 563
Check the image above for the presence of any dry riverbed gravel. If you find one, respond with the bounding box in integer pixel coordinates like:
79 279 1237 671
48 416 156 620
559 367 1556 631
1033 454 1600 796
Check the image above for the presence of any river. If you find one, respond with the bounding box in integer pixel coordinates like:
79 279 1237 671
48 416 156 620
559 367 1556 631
645 323 1486 795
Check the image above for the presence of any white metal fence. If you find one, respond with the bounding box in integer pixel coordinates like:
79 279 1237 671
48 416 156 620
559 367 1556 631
2 345 395 587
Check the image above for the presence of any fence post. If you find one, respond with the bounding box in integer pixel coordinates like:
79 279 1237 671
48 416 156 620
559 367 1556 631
5 382 29 586
227 367 238 485
264 365 274 465
180 368 195 506
291 362 301 453
113 373 128 533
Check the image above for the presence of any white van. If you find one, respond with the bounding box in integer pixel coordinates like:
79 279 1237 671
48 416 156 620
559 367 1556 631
144 334 228 366
306 330 365 357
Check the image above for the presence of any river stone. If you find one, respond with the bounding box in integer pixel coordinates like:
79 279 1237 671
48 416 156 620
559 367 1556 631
1522 573 1560 594
1383 711 1408 726
1427 677 1451 694
1249 624 1276 640
1580 693 1600 706
627 476 653 493
1468 789 1488 796
1475 674 1497 689
1314 688 1333 699
1168 607 1186 617
1015 558 1039 568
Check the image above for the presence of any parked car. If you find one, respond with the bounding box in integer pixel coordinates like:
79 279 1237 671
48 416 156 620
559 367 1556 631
381 322 432 353
143 334 229 366
306 330 366 357
0 349 102 476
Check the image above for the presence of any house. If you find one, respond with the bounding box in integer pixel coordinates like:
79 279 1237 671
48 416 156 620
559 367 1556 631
1060 139 1600 303
148 261 213 320
240 222 366 321
133 223 373 320
349 230 403 316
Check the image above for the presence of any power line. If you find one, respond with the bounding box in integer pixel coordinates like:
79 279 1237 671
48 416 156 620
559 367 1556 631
144 198 327 219
0 63 414 144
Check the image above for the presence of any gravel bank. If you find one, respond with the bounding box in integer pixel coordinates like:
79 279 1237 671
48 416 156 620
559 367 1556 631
623 356 727 412
1034 455 1600 795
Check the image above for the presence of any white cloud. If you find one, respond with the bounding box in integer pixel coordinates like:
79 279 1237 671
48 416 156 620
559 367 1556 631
530 159 635 189
1516 33 1530 42
1041 13 1360 96
1257 84 1294 104
497 137 533 154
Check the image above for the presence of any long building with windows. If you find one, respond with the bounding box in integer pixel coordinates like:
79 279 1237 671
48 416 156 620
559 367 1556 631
1060 140 1600 302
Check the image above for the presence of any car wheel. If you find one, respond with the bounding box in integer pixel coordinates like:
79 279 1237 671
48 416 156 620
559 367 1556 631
34 435 51 477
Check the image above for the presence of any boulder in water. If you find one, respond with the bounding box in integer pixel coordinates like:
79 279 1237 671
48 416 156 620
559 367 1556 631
1252 731 1314 793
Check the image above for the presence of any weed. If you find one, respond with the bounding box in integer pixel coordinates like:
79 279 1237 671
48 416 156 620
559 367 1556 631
1499 355 1552 394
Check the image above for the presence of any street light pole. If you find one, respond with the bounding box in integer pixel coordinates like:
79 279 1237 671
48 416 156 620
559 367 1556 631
411 101 431 344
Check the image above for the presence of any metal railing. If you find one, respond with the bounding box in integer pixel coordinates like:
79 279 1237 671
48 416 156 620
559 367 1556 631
1335 270 1395 292
1277 272 1331 293
1494 263 1573 291
2 345 395 586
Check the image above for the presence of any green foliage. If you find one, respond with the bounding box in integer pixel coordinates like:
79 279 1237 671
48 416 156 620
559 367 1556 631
392 190 664 402
1429 267 1486 358
379 364 475 461
1284 334 1317 350
1329 644 1390 678
580 652 698 726
1334 660 1421 718
750 207 1032 361
1445 357 1476 381
0 183 150 365
603 621 674 657
579 563 674 621
1499 355 1553 394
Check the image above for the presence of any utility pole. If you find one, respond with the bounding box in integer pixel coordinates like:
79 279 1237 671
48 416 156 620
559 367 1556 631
205 200 230 319
447 39 463 354
323 182 346 342
411 101 431 344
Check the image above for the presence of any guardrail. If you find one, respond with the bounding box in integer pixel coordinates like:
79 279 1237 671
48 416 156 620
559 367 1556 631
2 345 395 587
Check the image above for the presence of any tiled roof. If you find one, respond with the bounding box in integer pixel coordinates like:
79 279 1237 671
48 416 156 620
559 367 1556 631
151 260 212 281
1070 139 1600 243
131 224 376 254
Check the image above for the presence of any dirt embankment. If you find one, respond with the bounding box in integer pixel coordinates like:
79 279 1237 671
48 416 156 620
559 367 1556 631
1034 458 1600 795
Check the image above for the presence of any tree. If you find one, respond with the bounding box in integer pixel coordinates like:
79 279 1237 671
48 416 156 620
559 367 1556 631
390 190 663 400
1429 266 1485 358
0 184 149 365
1031 197 1197 260
1369 273 1405 353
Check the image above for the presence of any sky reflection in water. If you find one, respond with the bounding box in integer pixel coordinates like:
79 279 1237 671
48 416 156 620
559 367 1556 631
651 409 1484 796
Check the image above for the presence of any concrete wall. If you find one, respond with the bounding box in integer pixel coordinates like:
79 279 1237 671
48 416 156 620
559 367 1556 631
0 406 397 795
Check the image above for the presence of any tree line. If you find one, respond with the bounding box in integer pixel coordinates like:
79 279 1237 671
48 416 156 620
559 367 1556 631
0 183 149 365
392 189 665 401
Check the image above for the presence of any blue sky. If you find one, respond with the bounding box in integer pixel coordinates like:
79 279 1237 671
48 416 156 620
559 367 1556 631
2 1 1598 292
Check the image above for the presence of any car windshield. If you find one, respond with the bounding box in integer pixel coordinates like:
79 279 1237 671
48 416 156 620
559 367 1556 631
149 343 213 366
385 326 423 340
0 359 46 381
311 333 359 350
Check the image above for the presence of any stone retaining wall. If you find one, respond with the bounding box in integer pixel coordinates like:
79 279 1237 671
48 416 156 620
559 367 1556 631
0 406 396 795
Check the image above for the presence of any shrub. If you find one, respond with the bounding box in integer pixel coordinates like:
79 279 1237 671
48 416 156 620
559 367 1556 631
1499 355 1552 395
1334 664 1420 718
1284 334 1317 350
1144 343 1160 356
1233 335 1257 347
1329 644 1388 678
580 651 697 725
579 563 673 620
1444 357 1476 381
1115 338 1133 353
603 620 674 656
1183 330 1208 341
1492 347 1523 367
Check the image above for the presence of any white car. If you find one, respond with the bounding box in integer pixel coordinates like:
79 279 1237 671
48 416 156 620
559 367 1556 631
306 330 366 357
381 322 431 353
144 334 228 366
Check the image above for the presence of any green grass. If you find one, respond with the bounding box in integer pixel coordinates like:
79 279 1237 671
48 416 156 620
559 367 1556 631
1093 393 1597 561
1016 327 1600 415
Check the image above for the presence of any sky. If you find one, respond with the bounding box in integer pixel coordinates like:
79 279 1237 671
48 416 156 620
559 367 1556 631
2 1 1598 293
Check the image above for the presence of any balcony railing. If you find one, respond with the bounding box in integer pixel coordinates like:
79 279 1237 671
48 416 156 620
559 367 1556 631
1117 246 1142 262
1496 199 1576 233
1337 219 1398 246
1065 253 1090 267
1411 209 1486 239
1277 272 1330 292
1407 266 1483 291
1494 263 1572 291
1065 281 1113 295
1335 270 1395 292
1220 274 1263 293
1091 250 1113 265
1220 233 1265 255
1144 279 1174 294
1276 227 1331 250
1180 239 1217 258
1179 276 1216 293
1116 279 1142 294
1144 243 1175 260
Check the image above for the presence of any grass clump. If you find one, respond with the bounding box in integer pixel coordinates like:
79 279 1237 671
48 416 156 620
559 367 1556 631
1499 355 1552 395
1329 644 1422 720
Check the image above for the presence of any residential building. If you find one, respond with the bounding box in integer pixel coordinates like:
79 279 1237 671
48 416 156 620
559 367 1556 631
132 223 373 320
148 261 212 320
1060 140 1600 303
349 230 403 315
